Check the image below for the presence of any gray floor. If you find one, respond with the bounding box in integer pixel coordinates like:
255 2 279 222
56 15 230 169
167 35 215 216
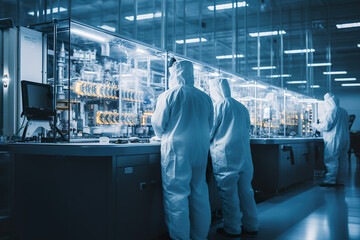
208 155 360 240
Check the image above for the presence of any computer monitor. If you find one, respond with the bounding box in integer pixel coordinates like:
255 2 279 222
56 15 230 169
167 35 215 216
21 80 55 120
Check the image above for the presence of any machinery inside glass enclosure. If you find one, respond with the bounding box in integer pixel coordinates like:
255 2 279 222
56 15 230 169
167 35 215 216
32 21 166 141
1 20 318 142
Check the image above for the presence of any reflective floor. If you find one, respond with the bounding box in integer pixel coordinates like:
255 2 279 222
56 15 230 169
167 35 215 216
209 155 360 240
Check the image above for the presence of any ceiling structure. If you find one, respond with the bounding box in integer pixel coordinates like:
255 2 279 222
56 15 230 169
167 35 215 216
1 0 360 99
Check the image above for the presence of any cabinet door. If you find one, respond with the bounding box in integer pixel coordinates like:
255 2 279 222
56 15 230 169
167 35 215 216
0 152 10 237
116 162 167 240
293 144 313 183
278 145 297 189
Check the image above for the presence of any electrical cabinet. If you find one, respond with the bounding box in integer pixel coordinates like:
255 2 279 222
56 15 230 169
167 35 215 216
116 154 167 240
251 139 324 200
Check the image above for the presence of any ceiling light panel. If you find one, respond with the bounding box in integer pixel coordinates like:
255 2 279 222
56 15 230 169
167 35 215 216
208 1 247 11
216 54 245 59
307 63 332 67
252 66 276 70
125 12 162 21
28 7 67 16
336 22 360 29
286 81 307 84
334 78 356 81
266 74 291 78
323 71 347 75
249 30 286 37
176 38 207 44
284 49 315 54
341 83 360 87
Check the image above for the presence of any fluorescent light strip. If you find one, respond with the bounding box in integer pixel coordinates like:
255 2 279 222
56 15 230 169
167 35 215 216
358 44 360 48
71 28 107 43
266 74 291 78
342 83 360 87
307 63 332 67
286 81 307 84
125 12 162 21
336 22 360 29
238 84 267 89
249 30 286 37
252 66 276 70
311 85 320 88
298 99 319 103
216 54 244 59
176 38 207 44
99 25 116 32
208 1 247 11
284 49 315 54
28 7 67 16
334 78 356 81
323 71 347 75
136 48 147 54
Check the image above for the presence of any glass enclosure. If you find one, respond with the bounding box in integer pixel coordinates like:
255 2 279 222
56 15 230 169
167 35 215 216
29 20 317 141
285 91 317 137
32 20 166 141
254 84 285 138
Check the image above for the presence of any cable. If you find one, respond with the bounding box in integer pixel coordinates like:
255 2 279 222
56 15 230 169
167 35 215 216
9 117 26 142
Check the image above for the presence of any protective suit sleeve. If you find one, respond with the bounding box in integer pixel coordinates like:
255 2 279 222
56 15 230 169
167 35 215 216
315 109 337 132
151 93 171 138
210 102 222 142
245 106 251 131
209 100 214 135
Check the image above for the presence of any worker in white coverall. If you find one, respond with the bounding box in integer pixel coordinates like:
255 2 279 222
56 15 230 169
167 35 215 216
312 93 350 187
209 79 258 238
151 60 213 240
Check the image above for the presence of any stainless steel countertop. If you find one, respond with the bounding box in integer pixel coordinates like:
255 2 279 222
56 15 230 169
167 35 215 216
250 137 323 144
0 142 161 156
0 137 323 156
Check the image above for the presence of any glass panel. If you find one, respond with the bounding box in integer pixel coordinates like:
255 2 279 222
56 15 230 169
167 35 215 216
32 20 166 142
119 0 135 39
136 0 162 48
255 83 284 138
0 0 17 25
285 91 317 137
19 0 70 26
71 0 119 34
68 22 166 140
246 0 260 80
32 20 72 138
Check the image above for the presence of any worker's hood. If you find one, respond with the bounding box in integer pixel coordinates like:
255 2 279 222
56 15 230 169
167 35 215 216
209 78 231 102
323 92 339 111
168 60 194 88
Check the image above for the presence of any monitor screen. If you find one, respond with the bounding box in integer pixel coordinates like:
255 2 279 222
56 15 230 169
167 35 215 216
27 84 52 110
21 80 54 119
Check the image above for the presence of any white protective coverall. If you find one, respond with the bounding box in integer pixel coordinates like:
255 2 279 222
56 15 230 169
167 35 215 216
209 79 258 234
151 60 213 240
313 93 350 184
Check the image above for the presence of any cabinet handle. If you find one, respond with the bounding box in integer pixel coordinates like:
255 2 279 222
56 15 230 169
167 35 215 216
282 145 295 165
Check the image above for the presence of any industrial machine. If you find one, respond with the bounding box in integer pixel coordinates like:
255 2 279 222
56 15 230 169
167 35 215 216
1 20 318 141
29 20 167 141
